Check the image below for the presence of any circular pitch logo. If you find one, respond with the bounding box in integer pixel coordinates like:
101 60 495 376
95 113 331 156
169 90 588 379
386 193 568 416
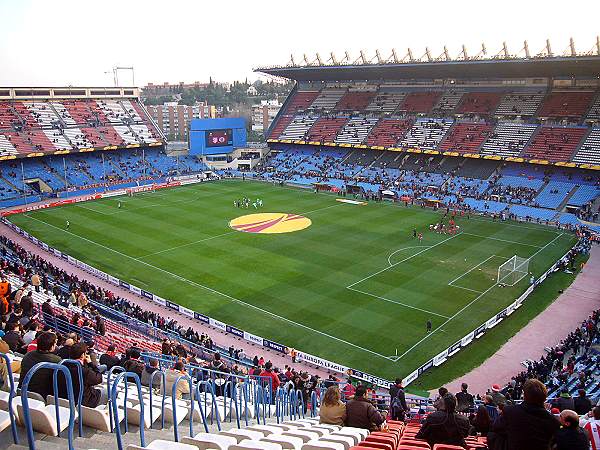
229 213 312 234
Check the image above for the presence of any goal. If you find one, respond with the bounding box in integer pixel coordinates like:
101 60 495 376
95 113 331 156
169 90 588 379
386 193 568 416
497 255 530 286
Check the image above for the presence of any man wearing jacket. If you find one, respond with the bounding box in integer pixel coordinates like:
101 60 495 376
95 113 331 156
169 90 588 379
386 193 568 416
58 342 106 408
491 379 559 450
345 385 384 431
17 331 61 400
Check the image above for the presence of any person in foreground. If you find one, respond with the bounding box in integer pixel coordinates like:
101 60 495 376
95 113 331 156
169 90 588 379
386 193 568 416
415 393 470 448
319 385 346 426
489 378 559 450
344 385 384 430
552 409 589 450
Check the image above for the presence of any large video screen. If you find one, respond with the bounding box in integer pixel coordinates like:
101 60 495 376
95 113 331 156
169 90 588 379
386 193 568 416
206 129 233 147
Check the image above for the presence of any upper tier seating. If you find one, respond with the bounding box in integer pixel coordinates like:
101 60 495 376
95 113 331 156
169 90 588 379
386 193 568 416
285 91 320 114
494 91 545 116
399 118 453 149
279 115 319 140
308 90 346 111
538 91 595 118
438 123 492 153
306 117 348 143
432 90 465 114
456 92 503 115
523 127 588 162
0 103 22 129
95 100 130 123
572 128 600 165
0 134 18 156
397 91 441 113
23 102 62 128
268 115 295 139
480 123 538 157
334 91 375 111
334 117 379 145
365 119 414 147
587 93 600 120
62 100 109 126
365 92 407 114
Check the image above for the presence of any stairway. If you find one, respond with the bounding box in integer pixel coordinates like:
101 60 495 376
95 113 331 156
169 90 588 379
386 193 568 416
0 175 23 193
557 185 580 211
42 161 68 186
109 160 127 178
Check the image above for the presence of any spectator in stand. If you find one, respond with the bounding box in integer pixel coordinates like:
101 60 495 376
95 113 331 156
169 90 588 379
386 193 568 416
3 322 25 353
490 383 507 406
456 382 475 413
58 342 106 407
434 387 449 410
389 378 408 421
319 385 346 426
99 345 120 371
260 361 281 400
123 348 144 377
94 315 105 336
141 358 161 388
557 388 574 411
470 404 491 437
484 394 500 422
490 379 559 450
164 361 190 399
345 385 384 431
22 321 41 345
19 291 34 317
581 406 600 449
416 394 470 447
57 336 76 359
31 272 41 293
342 379 356 400
574 389 592 416
17 331 61 400
553 409 589 450
41 298 54 317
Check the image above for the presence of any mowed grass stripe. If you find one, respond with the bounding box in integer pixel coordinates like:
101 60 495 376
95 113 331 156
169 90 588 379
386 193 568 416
9 180 577 379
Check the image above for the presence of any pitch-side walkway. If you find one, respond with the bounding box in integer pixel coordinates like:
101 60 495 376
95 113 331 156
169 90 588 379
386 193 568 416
0 222 334 380
439 245 600 397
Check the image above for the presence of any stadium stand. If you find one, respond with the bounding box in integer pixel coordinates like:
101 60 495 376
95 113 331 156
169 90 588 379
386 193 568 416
285 91 321 114
456 92 503 115
334 91 376 112
572 127 600 165
308 89 346 112
365 119 414 147
306 117 348 144
399 119 453 149
278 115 319 141
334 117 379 145
587 93 600 120
365 91 407 114
537 91 595 118
494 90 545 116
431 90 465 114
397 91 441 114
438 123 492 153
522 126 588 162
480 123 538 157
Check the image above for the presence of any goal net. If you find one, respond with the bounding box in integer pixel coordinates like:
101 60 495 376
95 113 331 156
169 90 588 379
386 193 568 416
497 255 530 286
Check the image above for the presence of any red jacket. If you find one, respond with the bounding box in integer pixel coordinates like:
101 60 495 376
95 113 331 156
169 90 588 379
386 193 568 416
259 369 281 391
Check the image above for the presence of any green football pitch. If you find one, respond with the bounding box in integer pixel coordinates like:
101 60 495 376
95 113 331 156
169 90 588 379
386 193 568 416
8 179 577 382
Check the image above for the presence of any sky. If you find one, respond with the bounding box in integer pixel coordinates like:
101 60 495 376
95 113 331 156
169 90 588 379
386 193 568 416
0 0 599 87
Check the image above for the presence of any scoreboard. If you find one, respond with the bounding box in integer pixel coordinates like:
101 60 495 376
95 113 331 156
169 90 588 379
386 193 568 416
189 118 246 155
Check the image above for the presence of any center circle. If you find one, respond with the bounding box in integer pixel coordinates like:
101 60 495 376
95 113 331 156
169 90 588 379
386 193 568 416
229 213 312 234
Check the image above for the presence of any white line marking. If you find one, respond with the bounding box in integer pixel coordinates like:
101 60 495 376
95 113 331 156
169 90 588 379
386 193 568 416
462 232 544 248
387 246 431 267
347 233 461 289
347 287 451 319
21 208 390 360
394 232 567 361
448 285 484 294
447 254 498 286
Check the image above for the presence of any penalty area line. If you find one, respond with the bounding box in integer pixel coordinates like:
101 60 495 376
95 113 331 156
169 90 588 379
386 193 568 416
20 214 391 361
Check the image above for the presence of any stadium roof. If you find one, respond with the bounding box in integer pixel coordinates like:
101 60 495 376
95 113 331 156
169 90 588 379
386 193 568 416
256 55 600 81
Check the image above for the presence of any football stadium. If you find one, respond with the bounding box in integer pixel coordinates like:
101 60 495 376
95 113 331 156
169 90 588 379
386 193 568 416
1 2 600 449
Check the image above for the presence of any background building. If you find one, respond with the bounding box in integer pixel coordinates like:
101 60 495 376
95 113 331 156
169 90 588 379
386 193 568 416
251 99 282 133
145 102 218 141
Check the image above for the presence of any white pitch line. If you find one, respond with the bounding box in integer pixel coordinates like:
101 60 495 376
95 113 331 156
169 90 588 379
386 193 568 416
387 246 431 267
447 254 498 287
21 209 390 360
394 231 567 361
347 233 461 289
348 287 451 319
462 232 544 248
448 285 484 294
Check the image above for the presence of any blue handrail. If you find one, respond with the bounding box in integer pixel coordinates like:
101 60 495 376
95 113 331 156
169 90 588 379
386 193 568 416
106 365 125 431
149 369 166 429
109 371 145 450
171 374 194 442
59 359 84 437
21 362 76 450
198 380 221 431
194 382 210 433
310 390 319 418
0 353 19 444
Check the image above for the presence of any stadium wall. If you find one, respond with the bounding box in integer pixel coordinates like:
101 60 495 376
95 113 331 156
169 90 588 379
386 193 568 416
0 178 579 389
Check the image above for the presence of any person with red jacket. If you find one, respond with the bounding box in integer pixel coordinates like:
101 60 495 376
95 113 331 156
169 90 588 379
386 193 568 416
259 361 280 401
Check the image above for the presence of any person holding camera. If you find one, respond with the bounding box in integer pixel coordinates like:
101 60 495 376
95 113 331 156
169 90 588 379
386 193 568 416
58 342 106 407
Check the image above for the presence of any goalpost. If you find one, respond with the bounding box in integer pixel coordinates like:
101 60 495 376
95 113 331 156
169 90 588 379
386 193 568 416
497 255 530 286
